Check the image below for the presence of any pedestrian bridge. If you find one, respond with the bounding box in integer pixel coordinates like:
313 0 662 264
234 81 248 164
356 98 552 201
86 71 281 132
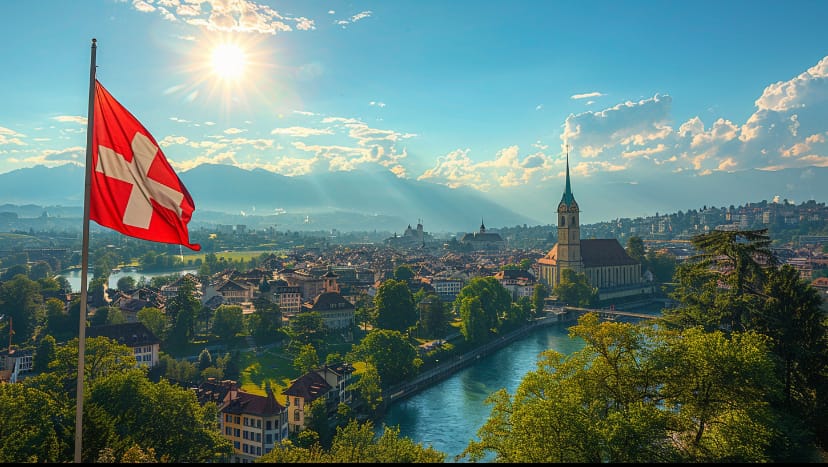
564 306 658 320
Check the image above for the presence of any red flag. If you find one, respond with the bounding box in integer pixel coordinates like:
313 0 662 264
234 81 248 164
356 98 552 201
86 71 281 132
90 80 200 251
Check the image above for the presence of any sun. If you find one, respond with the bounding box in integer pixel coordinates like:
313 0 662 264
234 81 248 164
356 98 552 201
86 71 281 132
210 43 247 81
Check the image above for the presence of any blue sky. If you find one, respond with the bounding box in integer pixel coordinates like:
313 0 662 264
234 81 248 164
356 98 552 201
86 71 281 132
2 0 828 224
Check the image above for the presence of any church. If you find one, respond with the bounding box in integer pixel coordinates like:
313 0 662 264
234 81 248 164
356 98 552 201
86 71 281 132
536 151 654 303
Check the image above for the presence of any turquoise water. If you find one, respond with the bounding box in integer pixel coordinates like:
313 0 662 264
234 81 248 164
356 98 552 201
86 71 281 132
377 323 585 462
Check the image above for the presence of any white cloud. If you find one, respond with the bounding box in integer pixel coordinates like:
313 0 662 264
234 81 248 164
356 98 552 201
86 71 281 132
571 92 605 100
131 0 315 35
224 128 247 135
754 55 828 112
271 126 334 137
52 115 87 125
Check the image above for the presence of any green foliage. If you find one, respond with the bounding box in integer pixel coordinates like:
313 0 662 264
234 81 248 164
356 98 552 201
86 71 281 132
419 294 449 338
294 343 319 374
347 329 420 388
257 419 446 463
0 273 45 342
34 334 56 373
462 313 782 463
198 348 213 371
393 264 415 282
626 236 647 269
374 279 417 332
459 296 488 343
287 311 326 351
348 362 383 411
136 307 167 341
553 269 598 307
0 383 68 462
212 305 244 340
165 278 202 346
532 282 549 316
454 276 510 336
116 275 137 291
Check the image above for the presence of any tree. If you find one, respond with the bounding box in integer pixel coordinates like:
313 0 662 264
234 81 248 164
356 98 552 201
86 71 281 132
136 307 167 341
294 343 320 374
287 311 326 351
393 264 415 282
554 269 598 307
29 261 52 281
258 419 446 463
249 296 281 344
347 329 420 388
116 275 137 291
165 278 201 346
198 348 213 371
689 228 776 331
212 305 244 340
86 368 232 462
0 274 45 342
532 282 549 317
0 383 68 462
459 296 488 344
34 334 56 373
374 279 417 333
454 277 510 334
419 294 448 339
348 362 383 411
44 297 71 340
753 264 828 451
626 236 647 269
462 314 782 463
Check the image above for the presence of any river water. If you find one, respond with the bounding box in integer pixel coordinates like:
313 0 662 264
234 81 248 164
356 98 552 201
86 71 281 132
377 322 586 462
60 268 197 293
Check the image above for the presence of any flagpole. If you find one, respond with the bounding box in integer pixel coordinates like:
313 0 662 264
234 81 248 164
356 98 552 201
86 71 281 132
74 37 97 464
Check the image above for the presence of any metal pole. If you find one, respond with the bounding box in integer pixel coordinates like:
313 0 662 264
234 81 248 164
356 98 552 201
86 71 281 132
74 37 97 464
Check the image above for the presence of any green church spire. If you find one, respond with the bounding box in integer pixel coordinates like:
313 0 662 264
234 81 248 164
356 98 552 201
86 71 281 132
560 145 576 206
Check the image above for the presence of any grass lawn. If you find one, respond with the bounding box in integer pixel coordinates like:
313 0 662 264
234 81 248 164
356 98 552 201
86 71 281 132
182 250 285 264
236 341 366 404
238 348 298 403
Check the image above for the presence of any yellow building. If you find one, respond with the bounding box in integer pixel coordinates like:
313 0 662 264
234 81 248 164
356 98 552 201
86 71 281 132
220 386 288 463
536 150 653 302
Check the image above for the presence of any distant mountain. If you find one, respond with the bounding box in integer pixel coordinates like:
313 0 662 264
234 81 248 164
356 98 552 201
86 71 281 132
0 164 538 232
2 163 825 232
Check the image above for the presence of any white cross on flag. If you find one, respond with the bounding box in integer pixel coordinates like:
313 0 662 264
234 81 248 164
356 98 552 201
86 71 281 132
91 80 200 251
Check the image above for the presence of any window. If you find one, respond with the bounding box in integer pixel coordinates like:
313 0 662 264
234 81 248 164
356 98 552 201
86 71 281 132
243 444 248 453
225 427 231 435
243 430 248 440
266 421 272 430
255 433 261 442
256 447 261 456
225 414 231 422
234 428 240 437
294 409 300 421
233 441 240 449
265 434 272 444
234 416 240 424
256 419 261 428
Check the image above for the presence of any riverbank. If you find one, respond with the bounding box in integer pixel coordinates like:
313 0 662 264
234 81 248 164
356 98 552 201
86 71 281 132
381 313 566 408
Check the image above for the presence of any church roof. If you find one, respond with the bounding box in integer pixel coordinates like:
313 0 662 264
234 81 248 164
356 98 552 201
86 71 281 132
580 239 638 267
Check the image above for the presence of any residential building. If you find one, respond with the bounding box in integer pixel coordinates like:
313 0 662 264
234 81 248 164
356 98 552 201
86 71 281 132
86 322 161 368
220 386 288 463
283 371 332 434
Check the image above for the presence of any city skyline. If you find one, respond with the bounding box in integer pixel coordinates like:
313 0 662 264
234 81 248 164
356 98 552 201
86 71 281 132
2 0 828 224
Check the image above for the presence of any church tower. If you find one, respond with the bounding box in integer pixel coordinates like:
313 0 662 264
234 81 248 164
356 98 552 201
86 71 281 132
556 148 582 274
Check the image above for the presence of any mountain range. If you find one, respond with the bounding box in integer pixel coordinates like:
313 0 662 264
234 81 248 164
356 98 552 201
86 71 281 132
1 163 826 233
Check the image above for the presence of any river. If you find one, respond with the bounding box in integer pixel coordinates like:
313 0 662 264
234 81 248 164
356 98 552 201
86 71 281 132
60 268 197 292
376 321 586 463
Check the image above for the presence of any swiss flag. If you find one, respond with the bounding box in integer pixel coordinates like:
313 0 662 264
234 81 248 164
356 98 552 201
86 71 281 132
91 80 200 251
